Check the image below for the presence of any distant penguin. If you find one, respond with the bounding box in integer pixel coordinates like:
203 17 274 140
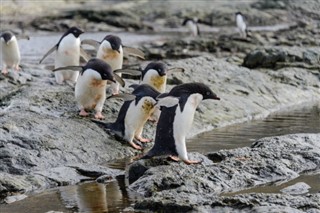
142 83 220 164
39 26 89 84
92 84 160 150
1 31 21 75
182 18 200 37
81 35 145 95
235 12 247 38
53 58 124 119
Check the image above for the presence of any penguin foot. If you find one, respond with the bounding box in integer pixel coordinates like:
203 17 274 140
168 155 180 162
1 68 8 75
79 109 89 117
14 65 21 72
129 141 143 150
94 112 105 120
183 159 202 165
136 136 152 143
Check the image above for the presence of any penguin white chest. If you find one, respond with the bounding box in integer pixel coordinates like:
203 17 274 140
55 34 81 67
97 42 123 70
125 97 156 130
236 15 246 31
142 69 167 93
1 37 20 67
173 94 203 138
186 20 198 36
75 69 107 110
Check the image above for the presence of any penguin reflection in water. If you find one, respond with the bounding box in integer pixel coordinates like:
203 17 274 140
81 35 145 94
39 27 90 84
92 84 160 150
53 58 124 119
1 31 21 75
142 83 220 164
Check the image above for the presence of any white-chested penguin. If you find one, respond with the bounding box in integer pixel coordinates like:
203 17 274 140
39 26 89 84
182 18 200 37
92 84 160 150
53 58 124 119
81 35 145 95
142 83 220 164
1 31 21 75
235 12 247 38
138 62 184 122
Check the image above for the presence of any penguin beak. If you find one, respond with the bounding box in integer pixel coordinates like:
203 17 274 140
213 96 220 100
159 72 166 77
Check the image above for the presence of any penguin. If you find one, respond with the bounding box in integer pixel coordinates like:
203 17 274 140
92 84 160 150
139 62 184 93
140 62 184 122
39 26 89 84
182 18 200 37
1 31 21 75
235 12 247 38
141 83 220 165
81 35 145 95
53 58 124 119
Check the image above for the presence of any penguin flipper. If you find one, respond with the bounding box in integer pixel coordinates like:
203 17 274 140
123 46 145 60
113 73 125 87
129 84 140 90
16 35 30 40
80 47 90 62
52 66 83 72
156 96 179 108
113 68 142 76
81 39 100 50
107 93 136 101
39 45 57 64
167 67 185 74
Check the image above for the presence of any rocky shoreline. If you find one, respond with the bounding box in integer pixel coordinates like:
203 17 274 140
1 0 320 212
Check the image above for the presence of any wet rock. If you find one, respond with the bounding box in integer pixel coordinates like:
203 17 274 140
243 46 320 69
130 134 320 212
4 194 28 204
281 182 311 195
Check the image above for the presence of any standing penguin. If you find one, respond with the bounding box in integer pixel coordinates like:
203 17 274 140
92 84 160 150
53 58 124 119
81 35 145 95
141 62 185 93
1 31 21 75
182 18 200 37
139 62 184 122
235 12 247 38
39 27 89 84
142 83 220 165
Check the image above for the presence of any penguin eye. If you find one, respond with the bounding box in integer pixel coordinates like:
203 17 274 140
206 91 211 96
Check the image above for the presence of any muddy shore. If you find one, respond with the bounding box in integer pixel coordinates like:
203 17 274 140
1 0 320 212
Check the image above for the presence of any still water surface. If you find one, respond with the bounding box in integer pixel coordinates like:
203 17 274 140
1 103 319 213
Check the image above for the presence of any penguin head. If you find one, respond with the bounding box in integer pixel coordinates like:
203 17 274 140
84 58 116 82
182 18 196 26
1 31 14 44
102 35 122 53
143 62 167 78
67 26 84 38
235 12 243 17
170 83 220 100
